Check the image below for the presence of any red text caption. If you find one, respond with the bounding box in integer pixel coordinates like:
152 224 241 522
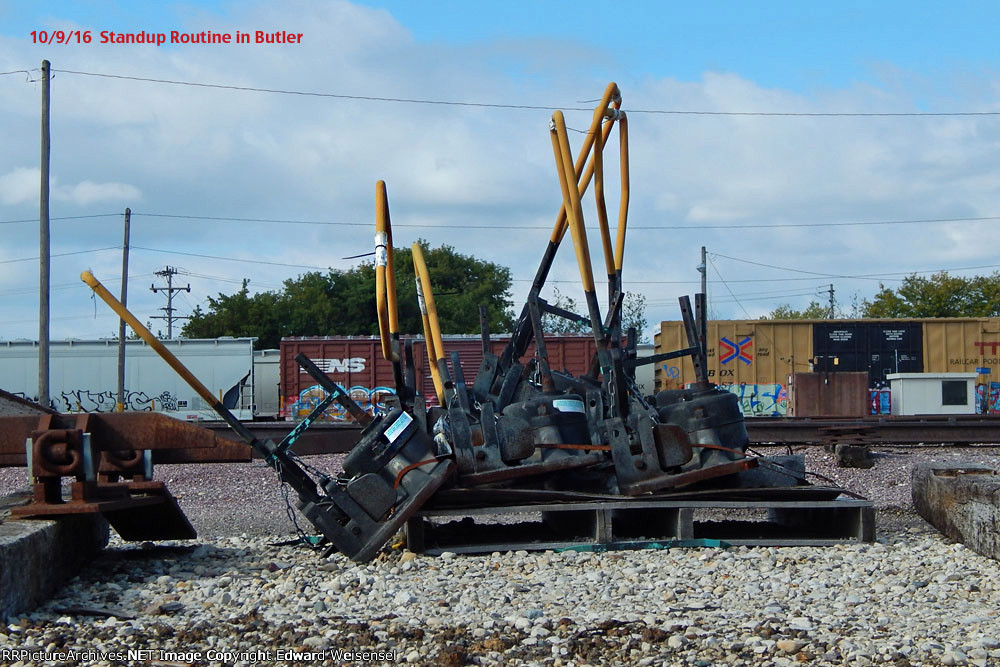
30 30 303 46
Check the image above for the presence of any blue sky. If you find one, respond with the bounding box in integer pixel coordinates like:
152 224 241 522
1 1 999 344
354 1 1000 93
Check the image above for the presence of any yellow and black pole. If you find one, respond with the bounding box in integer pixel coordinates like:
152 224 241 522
613 111 630 281
374 180 405 396
550 110 603 346
81 270 260 445
502 83 622 368
551 111 628 414
411 243 448 406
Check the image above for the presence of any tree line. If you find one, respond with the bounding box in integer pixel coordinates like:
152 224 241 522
181 241 649 348
766 271 1000 320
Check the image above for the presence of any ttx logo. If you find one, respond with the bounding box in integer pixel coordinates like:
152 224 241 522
975 342 1000 355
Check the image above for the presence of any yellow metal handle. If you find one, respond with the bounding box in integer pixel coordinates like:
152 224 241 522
614 112 630 273
549 82 621 246
375 180 400 361
551 111 596 293
80 271 222 410
592 107 615 277
411 244 446 405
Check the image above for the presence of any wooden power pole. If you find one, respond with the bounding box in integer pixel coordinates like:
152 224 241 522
116 207 131 411
38 59 51 408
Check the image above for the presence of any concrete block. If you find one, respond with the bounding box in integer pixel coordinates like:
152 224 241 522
835 444 874 469
913 463 1000 561
0 508 109 619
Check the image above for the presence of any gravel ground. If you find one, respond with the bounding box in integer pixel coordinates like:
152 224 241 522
1 445 999 666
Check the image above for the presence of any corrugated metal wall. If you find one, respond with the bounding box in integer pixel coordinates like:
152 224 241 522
280 335 600 418
0 338 255 417
655 317 1000 415
922 319 1000 375
654 320 812 390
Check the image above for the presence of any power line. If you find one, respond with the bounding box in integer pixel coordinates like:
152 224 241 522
132 245 332 270
48 68 1000 117
52 68 571 111
0 213 121 225
92 211 1000 232
712 251 1000 281
125 243 996 286
644 288 826 307
0 246 121 264
707 256 754 320
4 211 999 233
0 312 120 325
0 273 148 298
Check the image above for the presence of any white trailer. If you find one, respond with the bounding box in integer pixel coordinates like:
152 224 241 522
0 337 256 420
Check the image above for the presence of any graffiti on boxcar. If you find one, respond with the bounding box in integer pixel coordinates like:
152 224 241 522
719 382 787 416
976 382 1000 414
869 388 892 415
56 388 176 413
290 384 396 421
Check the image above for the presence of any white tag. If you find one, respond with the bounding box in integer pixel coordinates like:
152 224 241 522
552 399 586 413
384 411 413 443
415 279 428 314
374 232 388 267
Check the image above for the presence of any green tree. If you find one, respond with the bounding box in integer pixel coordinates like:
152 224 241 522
863 271 1000 318
765 300 832 320
542 287 649 341
181 242 514 348
183 280 285 347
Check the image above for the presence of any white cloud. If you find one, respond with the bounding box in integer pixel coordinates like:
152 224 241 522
2 1 1000 340
53 179 141 205
0 166 37 204
0 167 140 206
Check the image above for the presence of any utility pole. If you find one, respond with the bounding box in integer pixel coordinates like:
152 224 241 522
38 59 51 408
698 246 707 297
827 284 836 319
150 266 190 339
116 208 131 411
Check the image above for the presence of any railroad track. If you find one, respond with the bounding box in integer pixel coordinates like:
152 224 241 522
201 414 1000 454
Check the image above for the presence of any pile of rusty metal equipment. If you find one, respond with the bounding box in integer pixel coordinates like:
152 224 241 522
58 83 852 561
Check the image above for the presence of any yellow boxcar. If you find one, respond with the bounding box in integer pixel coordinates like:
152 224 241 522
921 318 1000 375
655 320 813 391
655 317 1000 416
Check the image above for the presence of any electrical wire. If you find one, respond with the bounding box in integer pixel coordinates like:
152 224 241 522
0 213 122 225
707 256 754 321
131 245 332 270
707 256 816 369
4 211 998 233
712 252 1000 281
47 68 1000 117
0 246 121 264
101 212 1000 232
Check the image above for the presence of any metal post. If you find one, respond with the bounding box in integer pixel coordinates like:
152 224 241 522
699 246 707 297
38 59 51 408
828 284 836 319
116 208 131 411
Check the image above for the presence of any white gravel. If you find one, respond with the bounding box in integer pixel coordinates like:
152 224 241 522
2 445 999 666
2 525 998 666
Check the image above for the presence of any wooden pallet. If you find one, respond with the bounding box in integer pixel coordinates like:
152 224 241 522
406 496 875 555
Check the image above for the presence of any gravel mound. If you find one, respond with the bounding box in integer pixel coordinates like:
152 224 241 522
2 523 997 667
2 445 999 665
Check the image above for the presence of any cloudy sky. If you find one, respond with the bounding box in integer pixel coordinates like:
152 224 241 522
1 0 999 344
